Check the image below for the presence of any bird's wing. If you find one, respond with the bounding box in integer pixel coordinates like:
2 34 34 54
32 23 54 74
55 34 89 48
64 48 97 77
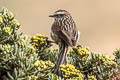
56 29 79 46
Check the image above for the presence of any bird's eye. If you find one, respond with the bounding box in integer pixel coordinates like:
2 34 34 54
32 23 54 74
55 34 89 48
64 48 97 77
59 14 64 16
54 14 59 17
54 14 64 17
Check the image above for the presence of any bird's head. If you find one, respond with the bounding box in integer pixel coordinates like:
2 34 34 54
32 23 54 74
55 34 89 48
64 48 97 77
49 10 71 18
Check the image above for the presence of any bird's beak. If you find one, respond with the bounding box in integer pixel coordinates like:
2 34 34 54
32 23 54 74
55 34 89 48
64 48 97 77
49 15 55 17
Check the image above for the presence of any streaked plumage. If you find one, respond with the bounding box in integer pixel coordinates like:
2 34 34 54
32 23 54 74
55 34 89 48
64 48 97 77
49 10 80 75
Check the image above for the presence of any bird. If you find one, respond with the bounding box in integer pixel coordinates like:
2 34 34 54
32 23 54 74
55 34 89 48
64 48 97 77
49 10 80 75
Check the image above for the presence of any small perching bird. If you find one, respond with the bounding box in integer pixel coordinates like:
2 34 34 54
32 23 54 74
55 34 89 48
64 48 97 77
49 10 80 75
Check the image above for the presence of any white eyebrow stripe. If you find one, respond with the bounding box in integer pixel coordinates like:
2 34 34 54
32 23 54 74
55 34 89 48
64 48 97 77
56 12 65 15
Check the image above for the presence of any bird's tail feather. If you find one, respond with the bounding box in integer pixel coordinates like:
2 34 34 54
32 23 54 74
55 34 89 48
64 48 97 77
54 42 68 75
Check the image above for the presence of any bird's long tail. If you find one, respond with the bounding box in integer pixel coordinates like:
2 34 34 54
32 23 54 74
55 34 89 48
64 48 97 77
54 42 68 75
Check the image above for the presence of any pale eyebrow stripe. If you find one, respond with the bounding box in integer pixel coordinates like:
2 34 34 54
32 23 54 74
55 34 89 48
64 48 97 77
56 12 65 15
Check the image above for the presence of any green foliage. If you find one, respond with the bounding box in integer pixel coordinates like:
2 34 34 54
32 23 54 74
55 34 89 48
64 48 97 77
0 8 53 80
68 46 117 80
0 8 20 45
0 8 119 80
113 48 120 70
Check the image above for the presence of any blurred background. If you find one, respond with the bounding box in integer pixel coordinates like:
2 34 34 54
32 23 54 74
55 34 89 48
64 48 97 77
0 0 120 56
